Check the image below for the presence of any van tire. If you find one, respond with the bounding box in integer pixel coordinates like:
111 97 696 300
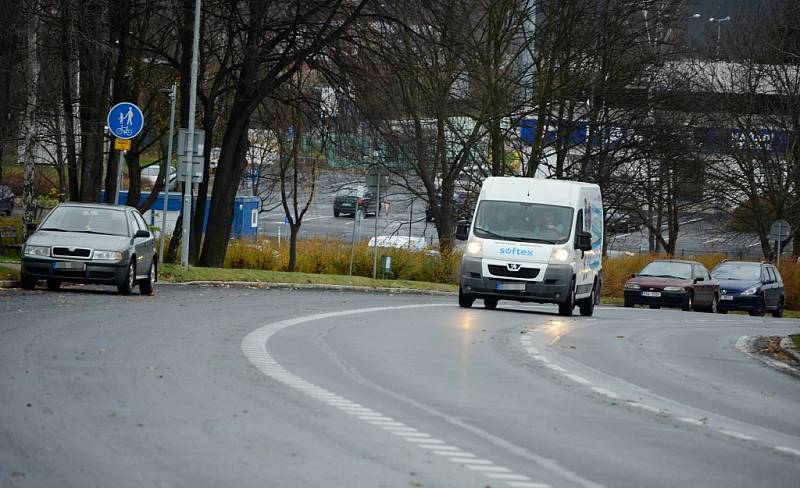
558 279 576 317
578 287 595 317
458 286 474 308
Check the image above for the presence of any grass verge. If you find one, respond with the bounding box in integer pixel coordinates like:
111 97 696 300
790 334 800 350
160 263 458 293
0 267 19 281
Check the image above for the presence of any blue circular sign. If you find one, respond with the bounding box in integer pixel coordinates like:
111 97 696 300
106 102 144 140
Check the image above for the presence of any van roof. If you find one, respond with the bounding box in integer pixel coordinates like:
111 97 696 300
479 177 600 205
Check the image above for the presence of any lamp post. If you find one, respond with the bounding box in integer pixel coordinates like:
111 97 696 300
158 84 176 267
709 16 730 58
181 0 201 270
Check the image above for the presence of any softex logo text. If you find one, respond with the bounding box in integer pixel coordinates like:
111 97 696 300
498 247 534 256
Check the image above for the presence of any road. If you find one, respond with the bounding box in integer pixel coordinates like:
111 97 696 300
1 285 798 487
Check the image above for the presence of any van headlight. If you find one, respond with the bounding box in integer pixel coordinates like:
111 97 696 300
466 240 482 256
550 245 570 262
24 245 50 257
93 250 123 261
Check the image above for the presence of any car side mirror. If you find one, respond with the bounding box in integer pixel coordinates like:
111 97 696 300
575 231 592 251
26 222 38 234
135 229 150 238
694 277 704 283
630 273 637 279
455 220 470 241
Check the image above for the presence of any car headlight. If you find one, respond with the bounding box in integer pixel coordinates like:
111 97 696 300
741 285 759 296
466 240 482 256
550 245 571 262
624 282 640 290
24 245 50 257
92 250 123 261
664 286 686 292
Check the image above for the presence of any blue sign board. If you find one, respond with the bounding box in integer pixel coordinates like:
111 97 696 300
107 102 144 140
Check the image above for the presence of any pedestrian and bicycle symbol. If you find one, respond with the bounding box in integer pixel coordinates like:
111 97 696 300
106 102 144 140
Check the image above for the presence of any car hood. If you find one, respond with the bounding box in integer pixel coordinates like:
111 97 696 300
28 231 131 250
629 276 692 289
716 279 760 293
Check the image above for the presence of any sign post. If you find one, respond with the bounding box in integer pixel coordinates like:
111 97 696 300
106 102 144 205
769 219 791 263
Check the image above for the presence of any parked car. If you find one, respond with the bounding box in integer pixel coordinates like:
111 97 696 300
141 165 177 191
711 260 784 317
623 259 719 312
333 185 377 217
0 185 14 216
20 202 157 295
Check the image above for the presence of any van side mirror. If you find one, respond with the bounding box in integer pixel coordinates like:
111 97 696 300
455 220 470 241
575 231 592 251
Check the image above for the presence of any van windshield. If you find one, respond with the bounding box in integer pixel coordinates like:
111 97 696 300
473 201 573 244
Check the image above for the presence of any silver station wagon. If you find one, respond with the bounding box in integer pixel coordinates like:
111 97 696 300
21 203 157 295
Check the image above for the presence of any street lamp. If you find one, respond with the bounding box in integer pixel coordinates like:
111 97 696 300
709 16 731 58
158 84 177 267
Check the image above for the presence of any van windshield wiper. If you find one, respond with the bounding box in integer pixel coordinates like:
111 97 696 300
473 226 506 239
526 238 557 244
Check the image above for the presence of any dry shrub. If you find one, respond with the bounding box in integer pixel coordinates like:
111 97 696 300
777 260 800 310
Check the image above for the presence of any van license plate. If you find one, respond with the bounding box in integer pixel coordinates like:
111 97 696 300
642 291 661 297
497 282 525 291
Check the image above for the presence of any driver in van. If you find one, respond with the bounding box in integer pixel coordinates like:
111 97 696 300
536 210 565 236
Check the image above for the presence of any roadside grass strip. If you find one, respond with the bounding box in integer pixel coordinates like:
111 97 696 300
242 304 558 488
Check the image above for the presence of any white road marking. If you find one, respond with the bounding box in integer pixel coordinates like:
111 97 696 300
719 430 758 442
676 417 705 427
486 473 534 481
565 374 591 385
591 387 619 399
544 364 568 373
449 458 493 465
774 446 800 458
508 482 552 488
243 304 601 488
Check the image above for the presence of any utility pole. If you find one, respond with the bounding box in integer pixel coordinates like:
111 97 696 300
159 83 177 266
182 0 201 269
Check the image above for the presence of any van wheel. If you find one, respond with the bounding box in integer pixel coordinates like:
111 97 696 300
558 279 575 316
458 286 474 308
484 298 498 310
578 287 595 317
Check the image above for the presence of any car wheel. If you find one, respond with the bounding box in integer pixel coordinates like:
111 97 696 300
578 287 595 317
771 298 784 318
558 279 575 317
649 305 660 309
333 209 340 217
749 299 766 317
139 260 156 296
707 294 719 314
117 259 136 295
717 309 728 314
623 298 634 308
46 279 61 291
682 293 694 311
458 286 474 308
20 273 37 290
484 298 498 310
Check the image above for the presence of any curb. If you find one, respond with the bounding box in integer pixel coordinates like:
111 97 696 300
159 280 457 296
780 336 800 362
736 335 800 377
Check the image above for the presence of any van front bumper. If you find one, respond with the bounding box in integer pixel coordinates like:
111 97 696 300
460 256 572 304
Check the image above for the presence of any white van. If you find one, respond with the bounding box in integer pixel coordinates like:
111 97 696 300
455 176 603 316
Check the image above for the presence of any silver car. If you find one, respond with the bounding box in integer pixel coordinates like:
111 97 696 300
20 202 157 295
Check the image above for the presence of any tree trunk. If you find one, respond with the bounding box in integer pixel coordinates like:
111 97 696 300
60 0 79 200
165 205 183 263
126 149 141 207
190 100 215 264
288 223 299 272
22 11 40 238
77 0 110 202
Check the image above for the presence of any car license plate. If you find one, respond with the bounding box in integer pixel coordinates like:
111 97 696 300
52 261 86 270
642 291 661 297
497 282 525 291
721 295 733 301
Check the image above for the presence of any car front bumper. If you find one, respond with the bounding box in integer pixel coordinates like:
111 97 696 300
718 294 764 312
22 257 128 285
624 290 690 308
460 256 572 304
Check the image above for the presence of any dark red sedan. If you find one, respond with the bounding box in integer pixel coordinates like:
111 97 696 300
623 259 720 312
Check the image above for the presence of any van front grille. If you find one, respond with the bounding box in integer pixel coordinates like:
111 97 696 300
488 265 539 279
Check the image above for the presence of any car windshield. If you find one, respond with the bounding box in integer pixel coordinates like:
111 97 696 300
638 261 692 279
712 263 761 281
472 200 573 244
40 206 129 236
